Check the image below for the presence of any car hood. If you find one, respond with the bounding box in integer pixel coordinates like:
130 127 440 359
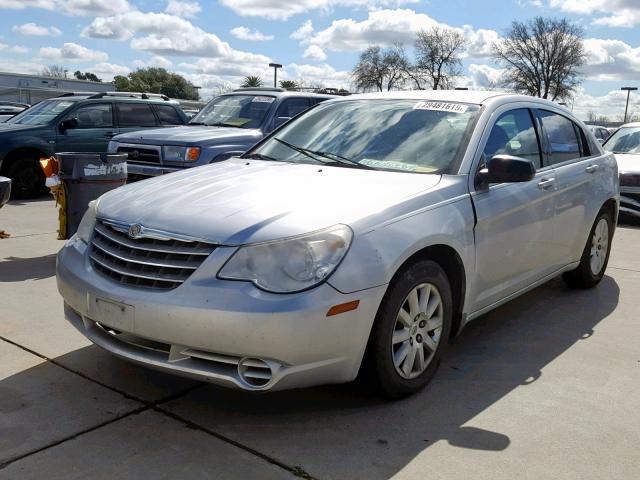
615 153 640 173
0 123 44 133
97 158 442 245
113 125 263 146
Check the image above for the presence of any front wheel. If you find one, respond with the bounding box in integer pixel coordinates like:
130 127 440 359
562 209 613 289
364 260 452 398
6 156 46 199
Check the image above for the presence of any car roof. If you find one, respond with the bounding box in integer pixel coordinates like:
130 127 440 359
224 88 336 99
620 122 640 128
325 89 572 110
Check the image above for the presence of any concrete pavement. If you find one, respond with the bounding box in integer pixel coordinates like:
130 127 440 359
1 198 639 479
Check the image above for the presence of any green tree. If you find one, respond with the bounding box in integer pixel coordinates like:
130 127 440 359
73 70 102 82
241 76 264 88
279 80 298 90
114 68 199 100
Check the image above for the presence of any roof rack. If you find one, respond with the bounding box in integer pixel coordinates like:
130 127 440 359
232 87 285 93
57 92 99 98
86 92 171 101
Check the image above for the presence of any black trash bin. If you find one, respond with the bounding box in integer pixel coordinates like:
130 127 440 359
57 153 127 238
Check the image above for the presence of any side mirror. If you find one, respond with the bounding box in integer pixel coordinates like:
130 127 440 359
59 118 78 132
476 154 536 187
274 116 292 129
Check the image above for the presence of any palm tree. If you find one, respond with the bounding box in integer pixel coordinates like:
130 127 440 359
279 80 298 90
241 76 264 88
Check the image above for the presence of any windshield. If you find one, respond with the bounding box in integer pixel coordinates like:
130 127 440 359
249 99 479 174
8 99 75 125
190 94 275 128
604 126 640 154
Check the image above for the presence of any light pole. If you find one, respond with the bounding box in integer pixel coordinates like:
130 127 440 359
268 63 282 88
621 86 637 123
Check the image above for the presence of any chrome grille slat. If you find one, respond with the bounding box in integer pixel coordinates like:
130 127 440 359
92 235 201 270
94 223 214 255
89 221 217 290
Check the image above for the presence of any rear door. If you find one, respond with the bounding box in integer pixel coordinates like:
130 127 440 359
537 109 608 265
470 106 559 311
115 102 159 136
56 102 115 153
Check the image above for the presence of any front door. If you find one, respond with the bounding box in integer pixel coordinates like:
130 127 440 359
470 107 559 311
56 102 115 153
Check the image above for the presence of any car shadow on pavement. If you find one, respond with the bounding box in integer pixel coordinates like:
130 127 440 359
0 276 620 479
0 254 57 282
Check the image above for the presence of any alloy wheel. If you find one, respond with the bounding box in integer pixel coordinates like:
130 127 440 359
589 218 609 275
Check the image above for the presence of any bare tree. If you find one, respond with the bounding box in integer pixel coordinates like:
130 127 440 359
492 17 585 101
351 44 407 92
410 27 467 90
41 64 67 78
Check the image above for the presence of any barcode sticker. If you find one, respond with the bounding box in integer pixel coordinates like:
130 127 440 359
413 101 468 113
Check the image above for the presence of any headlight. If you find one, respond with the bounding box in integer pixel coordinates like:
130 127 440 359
163 146 201 162
75 200 98 244
218 225 352 293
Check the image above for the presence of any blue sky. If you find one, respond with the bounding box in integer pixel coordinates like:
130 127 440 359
0 0 639 119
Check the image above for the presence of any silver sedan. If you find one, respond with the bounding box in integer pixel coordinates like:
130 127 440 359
57 91 619 398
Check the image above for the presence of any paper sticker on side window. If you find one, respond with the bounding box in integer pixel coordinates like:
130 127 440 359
252 96 275 103
413 101 468 113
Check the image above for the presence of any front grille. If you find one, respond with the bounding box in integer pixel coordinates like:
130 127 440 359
117 146 161 165
89 221 216 290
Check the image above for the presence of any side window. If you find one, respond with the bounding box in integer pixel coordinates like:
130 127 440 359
66 103 112 129
539 110 581 165
275 98 310 119
116 103 157 127
483 108 541 168
155 105 183 125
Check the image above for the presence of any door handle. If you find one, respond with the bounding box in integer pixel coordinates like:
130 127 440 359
537 178 556 190
585 164 599 173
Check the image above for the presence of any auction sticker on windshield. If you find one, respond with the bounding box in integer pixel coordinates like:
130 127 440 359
252 96 275 103
413 101 469 113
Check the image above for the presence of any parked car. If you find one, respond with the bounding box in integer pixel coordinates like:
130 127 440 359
57 90 618 398
588 125 611 144
0 92 188 198
603 122 640 218
0 176 10 207
181 109 200 120
107 88 335 181
0 102 29 123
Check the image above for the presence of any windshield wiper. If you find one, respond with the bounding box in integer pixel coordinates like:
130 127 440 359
243 153 283 162
273 137 375 170
208 122 241 128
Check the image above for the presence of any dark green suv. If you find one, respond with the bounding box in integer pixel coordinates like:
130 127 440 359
0 92 188 198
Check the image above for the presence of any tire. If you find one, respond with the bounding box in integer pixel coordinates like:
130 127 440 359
5 155 46 199
364 260 453 399
562 209 613 289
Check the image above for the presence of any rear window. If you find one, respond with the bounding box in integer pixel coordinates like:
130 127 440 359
116 103 157 127
155 105 183 125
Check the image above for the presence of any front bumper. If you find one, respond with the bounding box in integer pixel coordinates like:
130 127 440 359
127 163 182 179
620 187 640 218
57 240 386 391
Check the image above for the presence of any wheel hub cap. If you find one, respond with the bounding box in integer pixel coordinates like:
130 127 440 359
589 218 609 276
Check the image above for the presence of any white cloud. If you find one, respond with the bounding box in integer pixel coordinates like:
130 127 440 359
463 27 500 58
290 20 314 41
467 64 503 88
283 63 351 88
12 22 62 36
549 0 640 27
0 0 131 16
0 58 44 73
303 45 327 61
571 87 640 121
218 0 418 21
133 55 173 69
583 38 640 81
165 0 201 18
89 62 130 80
230 26 274 41
38 42 109 63
0 43 29 53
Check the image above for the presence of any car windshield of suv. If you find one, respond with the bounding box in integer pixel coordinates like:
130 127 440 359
8 99 75 125
189 94 275 128
604 126 640 154
250 99 479 174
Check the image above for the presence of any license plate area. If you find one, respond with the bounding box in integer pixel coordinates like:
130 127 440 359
89 296 135 332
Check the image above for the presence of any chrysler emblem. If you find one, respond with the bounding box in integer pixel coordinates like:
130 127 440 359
128 224 143 239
